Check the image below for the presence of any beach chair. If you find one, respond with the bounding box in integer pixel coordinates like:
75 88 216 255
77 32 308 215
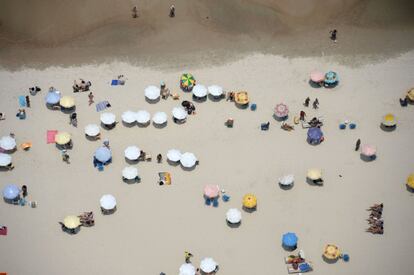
250 103 257 111
222 194 230 202
287 262 313 274
212 198 219 207
261 122 270 131
205 198 212 206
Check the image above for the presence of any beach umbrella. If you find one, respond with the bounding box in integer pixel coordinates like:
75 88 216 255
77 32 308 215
361 144 376 157
94 146 112 163
59 96 75 108
63 215 81 229
382 113 396 127
200 258 217 274
180 152 197 168
144 85 161 100
192 84 207 98
323 244 341 260
307 127 323 144
45 91 61 104
282 232 298 248
406 173 414 189
226 208 242 224
208 85 223 97
234 91 249 105
122 111 137 124
84 124 100 137
324 71 339 85
179 263 196 275
167 149 182 162
279 174 294 186
2 184 20 200
152 112 168 125
243 193 257 209
180 73 196 90
407 88 414 101
172 107 187 120
136 110 151 124
55 132 71 145
122 166 138 180
124 146 140 161
100 194 117 210
310 71 325 83
0 153 12 166
274 103 289 118
0 136 16 150
307 169 322 180
204 185 220 199
100 112 116 125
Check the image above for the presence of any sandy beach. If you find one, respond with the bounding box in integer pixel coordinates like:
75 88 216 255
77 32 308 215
1 1 414 275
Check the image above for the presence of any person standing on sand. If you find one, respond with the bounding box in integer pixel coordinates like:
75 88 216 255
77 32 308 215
88 92 94 106
170 5 175 17
300 111 306 121
355 139 361 151
330 29 337 43
132 6 138 18
312 98 319 109
22 185 28 198
304 97 310 107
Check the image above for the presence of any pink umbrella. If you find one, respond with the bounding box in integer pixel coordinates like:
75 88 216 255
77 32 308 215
274 103 289 118
204 185 220 198
361 144 376 157
310 71 325 83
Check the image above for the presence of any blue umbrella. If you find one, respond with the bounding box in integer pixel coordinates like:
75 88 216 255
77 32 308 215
324 71 339 85
282 232 298 247
45 92 61 105
94 147 112 163
2 184 20 200
307 127 323 141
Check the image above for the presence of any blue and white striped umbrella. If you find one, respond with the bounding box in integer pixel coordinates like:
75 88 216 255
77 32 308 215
45 92 61 105
94 147 112 163
2 184 20 200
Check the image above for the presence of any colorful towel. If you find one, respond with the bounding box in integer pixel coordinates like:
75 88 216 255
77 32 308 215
111 80 119 86
47 130 58 144
96 101 110 112
19 96 26 107
0 226 7 236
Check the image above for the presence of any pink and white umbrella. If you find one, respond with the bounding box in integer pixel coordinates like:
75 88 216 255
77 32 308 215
310 71 325 83
204 185 219 199
361 144 376 157
274 103 289 118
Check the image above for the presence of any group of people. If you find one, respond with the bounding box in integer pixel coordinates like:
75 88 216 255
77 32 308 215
366 203 384 234
304 97 319 109
132 5 175 18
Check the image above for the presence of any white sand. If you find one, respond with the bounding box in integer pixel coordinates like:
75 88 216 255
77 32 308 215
0 52 414 275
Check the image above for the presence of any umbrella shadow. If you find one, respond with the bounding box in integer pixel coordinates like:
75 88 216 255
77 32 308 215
122 121 137 128
101 206 117 215
60 225 81 235
125 158 139 165
309 79 323 88
279 183 294 190
3 197 20 204
273 114 288 122
2 148 17 154
306 178 324 186
55 142 73 150
380 124 396 132
145 97 160 104
167 159 180 166
360 154 376 162
208 94 224 102
406 185 414 193
226 221 241 228
282 244 297 252
153 122 167 129
46 103 60 110
137 122 150 128
85 134 99 141
193 95 207 102
101 122 117 130
123 177 141 184
60 107 76 114
322 256 339 264
181 164 196 172
0 166 14 172
235 103 249 110
242 206 257 213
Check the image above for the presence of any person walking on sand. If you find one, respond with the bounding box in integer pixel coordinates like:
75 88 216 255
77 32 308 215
300 110 306 121
312 98 319 109
330 29 337 43
132 6 138 18
304 97 310 107
22 185 28 198
25 95 31 108
88 92 94 106
355 138 361 151
184 251 193 263
169 4 175 17
157 154 162 163
103 139 110 149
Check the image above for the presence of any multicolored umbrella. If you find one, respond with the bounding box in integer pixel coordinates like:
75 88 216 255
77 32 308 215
180 73 196 91
324 71 339 84
204 185 219 199
323 244 341 260
274 103 289 118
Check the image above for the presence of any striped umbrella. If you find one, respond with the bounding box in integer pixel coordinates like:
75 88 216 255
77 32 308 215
274 103 289 118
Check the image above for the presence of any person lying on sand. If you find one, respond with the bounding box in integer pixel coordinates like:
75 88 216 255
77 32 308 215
367 203 383 211
366 226 383 234
281 122 294 131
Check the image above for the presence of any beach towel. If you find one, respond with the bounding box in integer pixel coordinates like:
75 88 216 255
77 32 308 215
47 130 58 144
96 101 110 112
0 226 7 236
18 96 26 107
111 80 119 86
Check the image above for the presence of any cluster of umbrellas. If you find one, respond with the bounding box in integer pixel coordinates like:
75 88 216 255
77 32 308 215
179 258 218 275
45 91 76 109
310 71 339 87
167 149 197 168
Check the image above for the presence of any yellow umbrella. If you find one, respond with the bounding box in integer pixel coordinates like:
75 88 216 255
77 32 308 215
59 96 75 108
323 244 340 260
382 113 396 127
55 132 71 145
242 193 257 209
235 91 249 105
407 173 414 189
63 215 81 229
307 169 322 180
407 88 414 101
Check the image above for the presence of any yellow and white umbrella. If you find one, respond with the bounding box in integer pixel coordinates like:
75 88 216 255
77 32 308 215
382 113 396 127
55 132 71 145
307 169 322 180
59 96 75 108
407 88 414 101
323 244 341 260
63 215 81 229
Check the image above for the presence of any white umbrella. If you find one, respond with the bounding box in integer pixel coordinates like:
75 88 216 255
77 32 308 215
122 111 137 124
180 152 197 168
179 263 196 275
0 136 16 151
144 85 161 100
0 153 12 166
193 84 207 98
136 110 150 124
208 85 223 97
152 112 168 125
226 208 242 224
84 124 100 137
122 166 138 180
124 146 141 161
200 258 217 273
100 112 116 125
172 107 187 120
279 174 294 186
167 149 182 162
100 194 117 210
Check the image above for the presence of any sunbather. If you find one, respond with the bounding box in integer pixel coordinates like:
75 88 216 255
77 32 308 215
367 203 383 211
281 123 294 131
0 113 5 120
